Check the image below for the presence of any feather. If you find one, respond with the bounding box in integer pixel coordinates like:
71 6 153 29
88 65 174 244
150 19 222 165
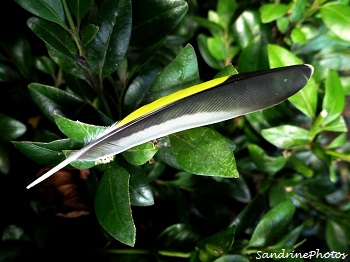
26 64 313 189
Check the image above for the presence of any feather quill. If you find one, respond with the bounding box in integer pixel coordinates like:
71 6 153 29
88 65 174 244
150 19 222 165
27 64 313 189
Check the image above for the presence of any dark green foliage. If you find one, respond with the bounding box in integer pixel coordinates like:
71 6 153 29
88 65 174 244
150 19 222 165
1 0 350 261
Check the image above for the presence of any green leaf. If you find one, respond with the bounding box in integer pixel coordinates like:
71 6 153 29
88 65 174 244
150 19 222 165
66 0 93 23
261 125 309 149
156 224 201 252
260 4 289 23
290 155 314 177
230 194 266 233
192 16 224 37
267 224 304 249
28 83 111 125
34 56 56 78
321 116 347 133
81 24 99 47
291 27 307 43
268 44 317 118
248 144 286 175
169 127 238 178
291 0 306 22
207 36 226 60
1 36 34 80
155 137 182 170
46 45 97 87
232 11 261 48
129 170 154 206
196 226 235 262
131 0 188 47
214 64 237 79
12 139 81 166
54 114 108 143
0 114 26 142
197 34 223 70
0 145 10 174
327 133 347 149
321 4 350 42
217 0 237 30
249 199 295 247
15 0 66 27
145 44 200 102
276 17 289 33
95 162 136 246
122 142 159 165
27 17 77 58
322 70 345 125
0 64 21 81
123 61 162 113
326 220 350 254
87 0 132 79
238 38 268 72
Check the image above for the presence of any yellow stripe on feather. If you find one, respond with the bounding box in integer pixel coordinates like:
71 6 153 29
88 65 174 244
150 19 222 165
117 75 230 126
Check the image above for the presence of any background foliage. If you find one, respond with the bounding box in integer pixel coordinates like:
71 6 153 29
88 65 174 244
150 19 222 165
1 0 350 261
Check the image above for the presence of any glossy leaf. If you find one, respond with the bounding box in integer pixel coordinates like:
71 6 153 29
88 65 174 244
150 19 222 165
129 171 154 206
214 64 237 79
131 0 188 47
0 114 26 142
192 16 224 37
66 0 93 23
28 83 111 125
12 139 80 166
232 11 261 49
268 44 317 118
267 224 304 249
230 194 266 233
277 17 289 33
34 56 56 78
54 114 107 143
238 38 268 72
95 162 136 246
197 34 222 70
145 44 200 102
169 127 238 178
1 36 34 80
196 226 235 262
248 144 286 175
322 70 345 125
0 145 10 174
249 199 295 247
15 0 66 27
217 0 237 30
87 0 132 79
156 223 201 252
321 4 350 42
262 125 309 149
122 142 159 166
326 220 350 253
291 0 306 22
260 4 289 23
46 45 97 87
123 61 162 114
327 133 347 149
290 155 314 177
207 36 226 60
81 24 99 47
321 116 347 133
0 64 21 81
27 17 77 58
